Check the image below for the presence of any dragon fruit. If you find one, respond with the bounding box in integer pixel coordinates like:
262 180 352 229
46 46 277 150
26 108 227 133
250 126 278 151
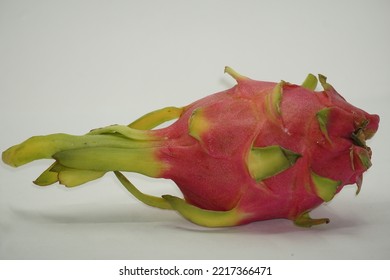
2 67 379 227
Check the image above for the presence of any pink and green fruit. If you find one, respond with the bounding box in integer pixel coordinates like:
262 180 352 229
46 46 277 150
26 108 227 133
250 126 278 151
2 67 379 227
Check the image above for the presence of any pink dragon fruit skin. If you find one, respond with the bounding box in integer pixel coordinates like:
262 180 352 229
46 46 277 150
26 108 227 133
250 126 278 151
2 67 379 227
151 68 379 226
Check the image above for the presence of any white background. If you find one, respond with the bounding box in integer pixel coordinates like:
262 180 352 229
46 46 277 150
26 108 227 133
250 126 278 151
1 0 389 259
